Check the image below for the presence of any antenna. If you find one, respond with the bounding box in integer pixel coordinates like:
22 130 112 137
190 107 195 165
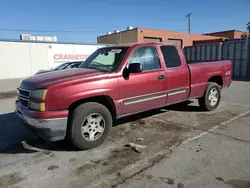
186 13 192 33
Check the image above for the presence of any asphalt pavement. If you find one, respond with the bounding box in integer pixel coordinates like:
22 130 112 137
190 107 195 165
116 112 250 188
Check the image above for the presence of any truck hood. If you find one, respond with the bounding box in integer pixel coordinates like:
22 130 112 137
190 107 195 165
20 68 106 90
35 69 53 75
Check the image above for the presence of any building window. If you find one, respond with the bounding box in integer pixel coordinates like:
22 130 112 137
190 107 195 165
160 46 182 68
143 37 162 42
168 38 183 47
127 46 161 71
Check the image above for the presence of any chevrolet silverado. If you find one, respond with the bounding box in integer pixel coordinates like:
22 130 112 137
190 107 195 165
16 42 232 149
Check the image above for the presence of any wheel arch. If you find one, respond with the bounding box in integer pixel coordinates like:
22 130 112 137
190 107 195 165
207 75 223 88
68 95 117 119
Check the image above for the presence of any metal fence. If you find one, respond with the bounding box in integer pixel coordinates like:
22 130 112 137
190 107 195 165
184 43 222 63
184 39 250 80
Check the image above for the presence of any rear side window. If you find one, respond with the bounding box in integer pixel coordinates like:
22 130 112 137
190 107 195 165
160 46 182 68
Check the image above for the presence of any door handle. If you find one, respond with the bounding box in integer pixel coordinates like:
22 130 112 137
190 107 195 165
158 75 165 80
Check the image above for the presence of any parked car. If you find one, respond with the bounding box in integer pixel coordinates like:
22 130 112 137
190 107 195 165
16 42 232 150
35 61 83 75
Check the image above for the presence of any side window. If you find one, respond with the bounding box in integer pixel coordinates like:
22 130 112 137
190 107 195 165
160 46 182 68
127 46 161 71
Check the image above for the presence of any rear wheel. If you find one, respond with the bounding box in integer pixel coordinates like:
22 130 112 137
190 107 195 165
198 82 221 111
68 102 112 150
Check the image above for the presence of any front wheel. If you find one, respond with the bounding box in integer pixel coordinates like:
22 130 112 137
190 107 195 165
198 82 221 111
68 102 112 150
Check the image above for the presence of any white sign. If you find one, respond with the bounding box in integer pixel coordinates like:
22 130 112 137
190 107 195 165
47 44 104 68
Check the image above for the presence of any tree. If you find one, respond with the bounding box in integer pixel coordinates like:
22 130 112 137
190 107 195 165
247 22 250 32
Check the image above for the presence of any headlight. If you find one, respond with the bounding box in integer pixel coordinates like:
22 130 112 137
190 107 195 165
30 89 47 111
30 89 47 101
30 101 46 111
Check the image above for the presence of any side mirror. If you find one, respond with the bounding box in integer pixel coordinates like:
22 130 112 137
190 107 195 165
128 63 142 73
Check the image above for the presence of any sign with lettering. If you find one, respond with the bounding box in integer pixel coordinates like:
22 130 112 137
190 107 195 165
47 44 105 68
53 54 89 61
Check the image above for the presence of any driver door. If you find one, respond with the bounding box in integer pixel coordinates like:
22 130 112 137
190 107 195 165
119 45 166 116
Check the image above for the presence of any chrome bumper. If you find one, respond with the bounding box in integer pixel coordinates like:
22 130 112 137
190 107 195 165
16 110 68 142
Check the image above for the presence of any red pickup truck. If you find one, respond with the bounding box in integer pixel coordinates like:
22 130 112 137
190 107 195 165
16 42 232 149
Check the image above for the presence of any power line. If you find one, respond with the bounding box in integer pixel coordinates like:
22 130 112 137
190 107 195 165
0 28 102 33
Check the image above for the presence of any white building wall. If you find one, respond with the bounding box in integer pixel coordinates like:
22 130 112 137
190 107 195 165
30 43 50 75
0 42 32 79
0 40 105 80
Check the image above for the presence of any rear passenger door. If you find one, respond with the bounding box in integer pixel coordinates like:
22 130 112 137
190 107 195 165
160 46 190 105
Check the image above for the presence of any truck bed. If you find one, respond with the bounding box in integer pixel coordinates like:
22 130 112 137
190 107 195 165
187 60 232 99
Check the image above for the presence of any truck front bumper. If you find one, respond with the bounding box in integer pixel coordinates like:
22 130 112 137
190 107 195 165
16 101 68 142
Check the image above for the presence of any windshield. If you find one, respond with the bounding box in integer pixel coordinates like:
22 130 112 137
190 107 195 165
80 47 129 72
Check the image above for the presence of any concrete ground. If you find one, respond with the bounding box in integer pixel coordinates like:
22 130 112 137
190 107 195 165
0 81 249 188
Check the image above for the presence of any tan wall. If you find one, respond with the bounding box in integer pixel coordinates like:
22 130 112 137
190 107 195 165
205 30 245 39
206 31 234 39
234 31 245 39
137 28 225 47
98 29 138 44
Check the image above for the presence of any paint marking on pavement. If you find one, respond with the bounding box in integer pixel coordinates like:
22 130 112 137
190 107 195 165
181 108 250 145
221 101 250 108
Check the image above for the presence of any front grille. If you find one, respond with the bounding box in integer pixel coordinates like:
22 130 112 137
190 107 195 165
18 88 30 98
19 97 29 108
18 88 30 108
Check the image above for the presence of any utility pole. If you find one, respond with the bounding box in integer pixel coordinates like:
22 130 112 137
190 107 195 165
246 21 250 46
186 13 192 33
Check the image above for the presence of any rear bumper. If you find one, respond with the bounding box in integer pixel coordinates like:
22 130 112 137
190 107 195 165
223 76 232 88
16 101 68 141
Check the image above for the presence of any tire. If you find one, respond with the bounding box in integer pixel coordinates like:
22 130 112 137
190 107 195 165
198 82 221 111
68 102 112 150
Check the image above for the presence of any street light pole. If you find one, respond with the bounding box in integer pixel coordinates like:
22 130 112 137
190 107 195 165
186 13 192 33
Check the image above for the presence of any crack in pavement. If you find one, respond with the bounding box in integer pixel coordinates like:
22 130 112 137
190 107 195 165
109 139 189 188
206 130 250 144
110 153 166 188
